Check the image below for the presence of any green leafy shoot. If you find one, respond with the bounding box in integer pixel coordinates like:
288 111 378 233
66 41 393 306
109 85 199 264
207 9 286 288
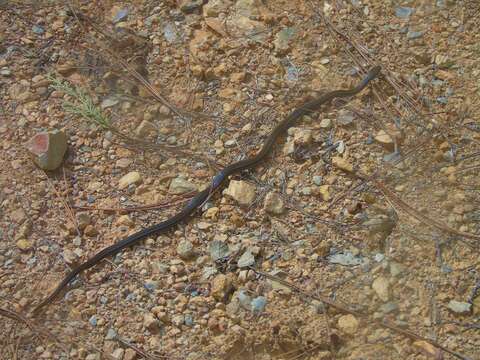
47 74 112 130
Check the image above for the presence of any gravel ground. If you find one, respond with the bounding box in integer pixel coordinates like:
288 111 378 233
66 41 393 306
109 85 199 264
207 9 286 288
1 1 480 359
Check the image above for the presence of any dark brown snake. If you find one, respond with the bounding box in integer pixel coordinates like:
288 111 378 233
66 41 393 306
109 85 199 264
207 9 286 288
32 66 381 314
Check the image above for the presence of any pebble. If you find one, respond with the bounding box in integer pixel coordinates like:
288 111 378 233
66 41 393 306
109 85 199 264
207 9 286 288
177 240 194 260
274 27 296 53
251 296 267 313
169 177 197 194
319 118 332 129
237 250 255 268
144 313 160 333
313 175 323 186
16 238 33 251
236 290 252 310
413 340 441 358
76 212 91 230
118 171 142 190
111 348 124 360
337 110 355 127
395 7 414 19
105 328 117 340
372 276 390 302
25 130 67 171
224 180 256 207
32 25 45 34
447 300 471 315
135 120 157 137
328 251 363 266
332 156 353 172
374 130 394 151
389 262 405 277
337 314 359 335
123 349 136 360
209 240 230 261
318 185 330 201
263 192 285 215
63 249 79 265
211 274 232 301
407 30 424 39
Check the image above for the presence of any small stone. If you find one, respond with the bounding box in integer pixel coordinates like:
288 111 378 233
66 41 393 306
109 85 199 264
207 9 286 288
116 215 134 227
251 296 267 313
389 262 405 277
328 251 363 266
111 7 128 23
144 313 160 333
172 314 185 327
230 71 246 83
101 96 119 109
32 25 45 34
332 156 353 172
395 7 414 19
372 276 390 302
224 180 256 207
26 130 67 171
177 240 194 259
63 249 79 265
263 192 285 215
209 240 230 261
292 127 313 146
374 130 394 150
379 302 399 314
313 176 323 186
118 172 142 190
274 27 296 53
135 120 157 137
16 239 33 251
211 274 232 301
413 340 442 358
337 110 355 127
111 348 124 360
76 212 91 230
123 349 137 360
319 118 332 129
237 250 255 268
84 225 98 237
318 185 331 201
169 177 197 194
0 68 11 77
234 289 249 310
447 300 471 315
337 314 359 335
105 328 117 340
407 30 424 39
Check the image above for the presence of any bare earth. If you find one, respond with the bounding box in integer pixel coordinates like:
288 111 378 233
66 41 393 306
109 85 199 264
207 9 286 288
1 1 480 359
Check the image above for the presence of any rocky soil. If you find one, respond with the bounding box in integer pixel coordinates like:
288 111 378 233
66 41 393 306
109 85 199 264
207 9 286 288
1 1 480 359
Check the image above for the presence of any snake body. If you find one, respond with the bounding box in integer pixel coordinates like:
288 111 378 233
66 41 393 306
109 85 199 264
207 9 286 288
33 66 381 314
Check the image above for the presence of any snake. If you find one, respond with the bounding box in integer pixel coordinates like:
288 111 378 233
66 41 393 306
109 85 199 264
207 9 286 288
32 65 381 314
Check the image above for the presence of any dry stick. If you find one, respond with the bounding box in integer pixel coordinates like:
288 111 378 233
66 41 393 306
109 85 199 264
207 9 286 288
0 307 70 354
371 178 480 243
43 169 80 237
116 336 169 360
320 8 421 116
67 8 188 119
73 191 196 213
251 269 472 360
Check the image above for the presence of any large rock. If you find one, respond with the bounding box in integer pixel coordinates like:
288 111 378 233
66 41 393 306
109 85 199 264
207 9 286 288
25 130 67 170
